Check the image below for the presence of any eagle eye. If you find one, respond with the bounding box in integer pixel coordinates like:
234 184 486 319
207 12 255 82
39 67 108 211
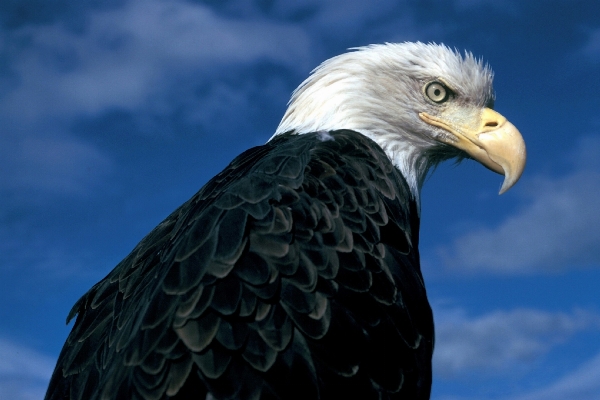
425 82 449 103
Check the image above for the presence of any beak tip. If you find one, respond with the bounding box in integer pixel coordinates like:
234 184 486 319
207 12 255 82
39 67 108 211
497 166 524 195
482 120 526 195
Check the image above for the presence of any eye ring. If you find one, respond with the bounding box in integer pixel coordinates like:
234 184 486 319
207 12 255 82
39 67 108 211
425 82 449 103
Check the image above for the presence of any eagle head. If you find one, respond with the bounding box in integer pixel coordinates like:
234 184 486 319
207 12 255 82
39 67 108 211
273 42 526 199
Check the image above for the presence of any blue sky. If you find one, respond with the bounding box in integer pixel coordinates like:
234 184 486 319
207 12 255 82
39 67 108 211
1 0 600 399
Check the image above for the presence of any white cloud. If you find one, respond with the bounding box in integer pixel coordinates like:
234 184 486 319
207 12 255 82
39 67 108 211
312 0 400 29
509 351 600 400
434 308 600 377
0 338 55 400
571 135 600 170
582 28 600 62
309 0 446 44
439 135 600 274
1 0 311 121
452 0 519 13
0 0 312 197
0 133 113 196
433 351 600 400
0 338 54 381
438 349 600 400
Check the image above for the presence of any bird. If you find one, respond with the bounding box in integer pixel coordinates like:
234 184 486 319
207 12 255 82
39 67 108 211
45 42 526 400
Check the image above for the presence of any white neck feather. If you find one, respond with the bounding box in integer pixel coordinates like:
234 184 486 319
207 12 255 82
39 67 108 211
269 46 443 205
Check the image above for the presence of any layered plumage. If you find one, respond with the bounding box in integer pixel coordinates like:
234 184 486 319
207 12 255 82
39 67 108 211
46 42 525 400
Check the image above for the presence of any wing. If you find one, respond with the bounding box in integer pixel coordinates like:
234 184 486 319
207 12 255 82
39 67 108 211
45 130 433 400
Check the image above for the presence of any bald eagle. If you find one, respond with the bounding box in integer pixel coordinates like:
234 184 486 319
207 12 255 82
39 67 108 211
46 42 525 400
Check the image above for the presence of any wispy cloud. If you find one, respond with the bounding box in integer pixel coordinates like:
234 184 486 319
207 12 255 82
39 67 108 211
0 0 311 122
582 28 600 62
433 350 600 400
453 0 519 14
439 135 600 274
510 350 600 400
434 308 600 377
309 0 446 45
0 338 54 400
0 133 113 196
0 0 314 198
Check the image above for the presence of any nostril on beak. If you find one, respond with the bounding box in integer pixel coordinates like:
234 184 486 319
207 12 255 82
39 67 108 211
485 121 498 128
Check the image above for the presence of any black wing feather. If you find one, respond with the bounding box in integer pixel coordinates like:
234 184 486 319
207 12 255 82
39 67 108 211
46 130 433 400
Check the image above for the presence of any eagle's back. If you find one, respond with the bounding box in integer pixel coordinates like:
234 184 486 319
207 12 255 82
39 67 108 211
46 130 433 400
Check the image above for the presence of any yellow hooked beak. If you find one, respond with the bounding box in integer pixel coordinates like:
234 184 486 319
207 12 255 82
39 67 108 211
419 108 526 194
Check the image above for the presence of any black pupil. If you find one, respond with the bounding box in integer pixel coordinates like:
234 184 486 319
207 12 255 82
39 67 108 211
434 89 441 96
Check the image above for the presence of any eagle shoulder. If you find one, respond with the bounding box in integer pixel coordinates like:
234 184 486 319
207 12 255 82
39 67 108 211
46 130 433 400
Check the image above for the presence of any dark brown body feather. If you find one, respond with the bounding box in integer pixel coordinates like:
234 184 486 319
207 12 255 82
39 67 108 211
45 130 434 400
